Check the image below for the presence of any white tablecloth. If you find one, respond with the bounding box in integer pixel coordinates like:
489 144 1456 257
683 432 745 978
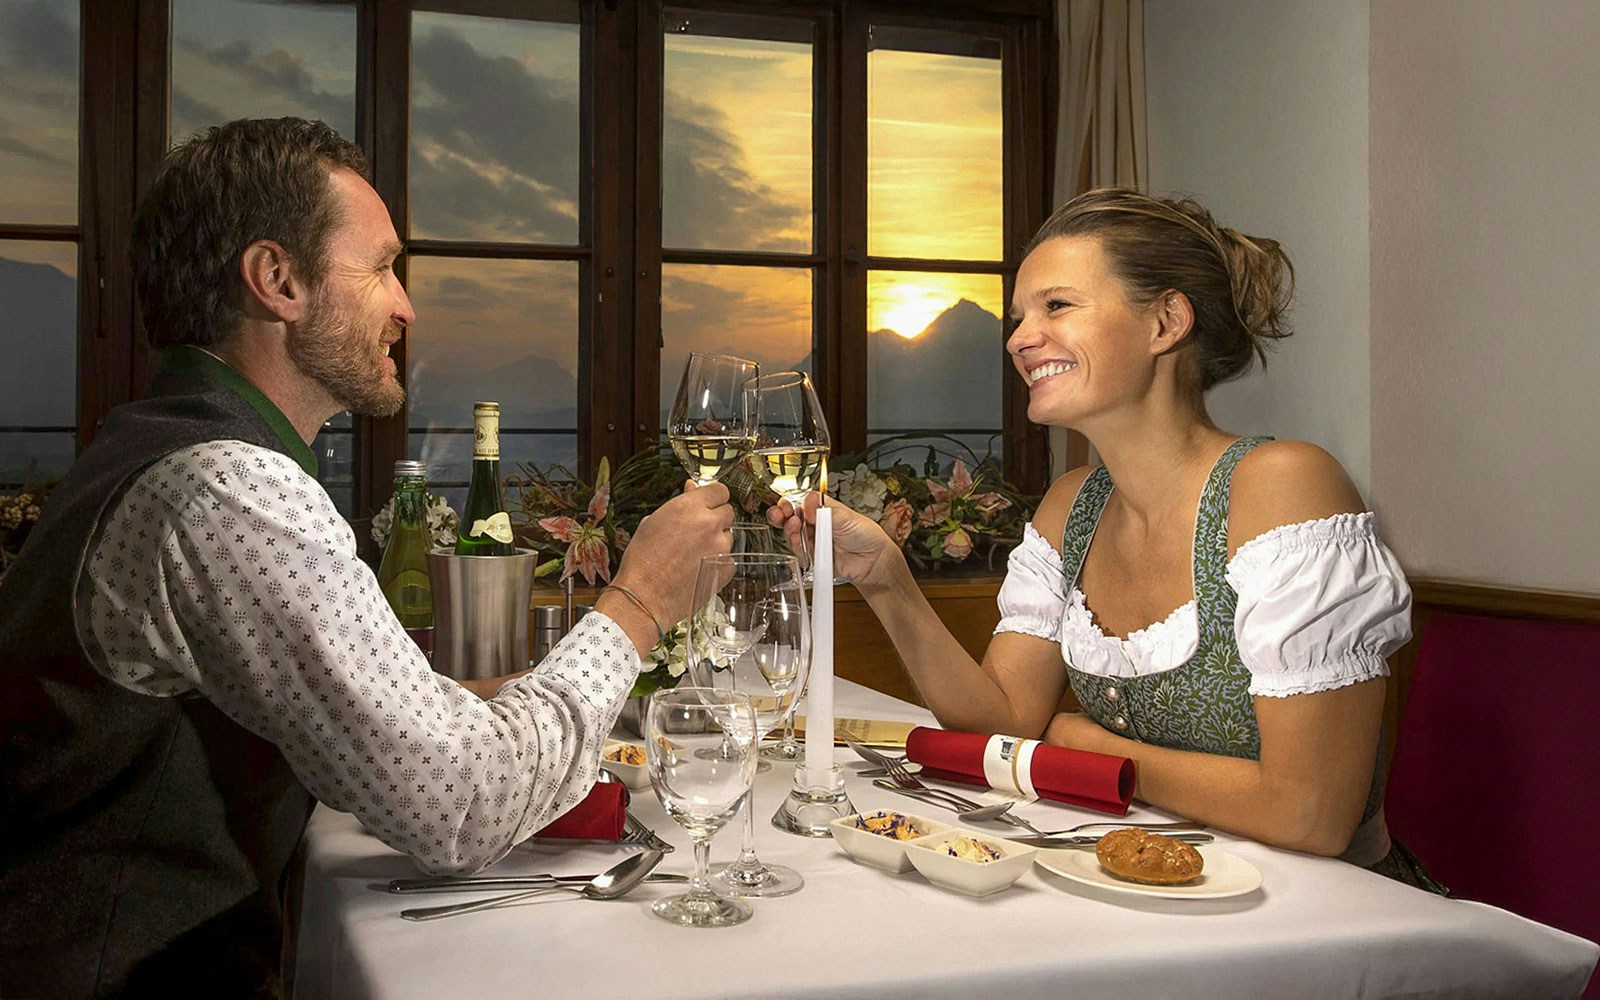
292 681 1598 1000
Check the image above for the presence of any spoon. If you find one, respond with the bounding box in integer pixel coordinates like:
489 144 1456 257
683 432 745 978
956 801 1022 823
399 849 665 921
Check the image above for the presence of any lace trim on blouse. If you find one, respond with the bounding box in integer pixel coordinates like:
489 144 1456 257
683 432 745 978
994 513 1411 697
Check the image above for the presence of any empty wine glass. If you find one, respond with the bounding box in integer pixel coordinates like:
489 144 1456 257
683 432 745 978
668 352 759 486
687 553 811 897
645 687 758 927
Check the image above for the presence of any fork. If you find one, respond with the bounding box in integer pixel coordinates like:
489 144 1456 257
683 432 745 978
622 810 675 853
848 740 1048 837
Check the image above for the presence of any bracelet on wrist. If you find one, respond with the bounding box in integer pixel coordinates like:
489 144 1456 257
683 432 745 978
601 584 666 644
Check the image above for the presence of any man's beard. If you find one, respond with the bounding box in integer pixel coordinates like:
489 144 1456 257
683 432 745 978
287 290 406 418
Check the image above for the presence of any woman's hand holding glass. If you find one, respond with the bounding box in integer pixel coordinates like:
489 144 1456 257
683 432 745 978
645 688 759 927
769 492 902 592
686 552 811 897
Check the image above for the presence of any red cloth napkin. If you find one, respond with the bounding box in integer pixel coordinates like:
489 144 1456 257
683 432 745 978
905 727 1135 815
533 781 628 840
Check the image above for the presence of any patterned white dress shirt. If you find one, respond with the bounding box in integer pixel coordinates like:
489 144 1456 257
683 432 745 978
76 440 640 874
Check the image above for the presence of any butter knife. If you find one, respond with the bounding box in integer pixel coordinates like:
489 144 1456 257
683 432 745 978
388 872 688 894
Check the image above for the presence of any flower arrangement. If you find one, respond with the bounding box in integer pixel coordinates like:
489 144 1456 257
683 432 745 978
0 483 50 585
370 490 460 550
828 435 1037 573
506 436 1037 582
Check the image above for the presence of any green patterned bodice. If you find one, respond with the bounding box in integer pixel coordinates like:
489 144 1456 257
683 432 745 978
1061 437 1269 760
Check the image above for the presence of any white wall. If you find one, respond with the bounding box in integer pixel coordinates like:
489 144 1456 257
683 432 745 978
1144 0 1600 594
1369 0 1600 593
1144 0 1372 494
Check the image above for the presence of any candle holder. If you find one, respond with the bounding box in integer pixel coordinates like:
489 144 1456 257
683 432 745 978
771 764 855 837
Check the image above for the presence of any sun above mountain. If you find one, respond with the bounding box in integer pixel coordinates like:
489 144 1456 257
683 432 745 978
871 282 959 338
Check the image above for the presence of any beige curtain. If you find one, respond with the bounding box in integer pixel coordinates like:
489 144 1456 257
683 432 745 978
1055 0 1148 201
1050 0 1147 475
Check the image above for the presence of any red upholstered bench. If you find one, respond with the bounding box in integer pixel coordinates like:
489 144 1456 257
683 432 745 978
1386 610 1600 996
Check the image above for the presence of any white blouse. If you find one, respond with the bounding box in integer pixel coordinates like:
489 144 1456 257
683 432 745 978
995 513 1412 698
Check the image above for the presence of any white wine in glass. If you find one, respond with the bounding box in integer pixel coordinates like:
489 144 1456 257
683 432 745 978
668 352 759 486
671 434 755 487
750 443 828 502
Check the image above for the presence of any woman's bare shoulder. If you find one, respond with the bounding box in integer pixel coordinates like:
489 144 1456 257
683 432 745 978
1229 440 1365 550
1029 465 1097 554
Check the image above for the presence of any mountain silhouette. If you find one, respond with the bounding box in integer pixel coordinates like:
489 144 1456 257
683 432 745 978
869 298 1003 430
0 255 77 425
406 349 579 430
0 254 78 479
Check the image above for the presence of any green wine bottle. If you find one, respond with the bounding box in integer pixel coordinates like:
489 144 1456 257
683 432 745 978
376 460 435 658
455 401 517 556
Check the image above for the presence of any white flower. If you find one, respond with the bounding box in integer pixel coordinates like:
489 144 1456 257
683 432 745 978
643 623 690 679
832 463 887 519
425 496 460 548
372 491 460 550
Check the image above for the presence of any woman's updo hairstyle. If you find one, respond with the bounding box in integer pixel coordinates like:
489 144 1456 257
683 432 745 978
1025 188 1295 391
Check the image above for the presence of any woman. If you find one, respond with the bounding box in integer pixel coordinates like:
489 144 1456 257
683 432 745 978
778 188 1438 887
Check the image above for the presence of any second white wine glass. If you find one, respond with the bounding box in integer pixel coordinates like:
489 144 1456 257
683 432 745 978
668 352 759 486
687 553 811 897
745 370 847 591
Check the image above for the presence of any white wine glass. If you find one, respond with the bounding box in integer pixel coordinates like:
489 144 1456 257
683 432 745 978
745 370 847 584
668 352 759 486
687 553 810 897
745 370 843 762
645 687 758 927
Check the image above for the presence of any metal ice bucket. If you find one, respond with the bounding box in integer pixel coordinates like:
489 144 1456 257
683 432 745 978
426 547 537 681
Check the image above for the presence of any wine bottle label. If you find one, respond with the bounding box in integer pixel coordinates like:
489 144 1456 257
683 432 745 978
472 407 500 459
469 511 514 543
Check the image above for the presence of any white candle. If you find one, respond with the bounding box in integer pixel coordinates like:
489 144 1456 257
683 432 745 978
805 505 834 779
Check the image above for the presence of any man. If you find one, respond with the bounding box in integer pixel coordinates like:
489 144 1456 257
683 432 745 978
0 117 733 998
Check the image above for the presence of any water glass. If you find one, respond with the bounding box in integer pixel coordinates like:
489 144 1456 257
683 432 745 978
645 688 759 927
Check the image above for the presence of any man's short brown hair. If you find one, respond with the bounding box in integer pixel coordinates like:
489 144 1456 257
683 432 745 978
131 117 368 349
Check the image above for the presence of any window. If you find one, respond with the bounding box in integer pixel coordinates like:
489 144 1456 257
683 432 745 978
0 0 80 488
405 7 583 512
865 27 1007 471
42 0 1050 533
167 0 361 513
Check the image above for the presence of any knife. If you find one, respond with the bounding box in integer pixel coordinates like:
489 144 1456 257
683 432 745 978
388 872 689 894
1005 832 1214 849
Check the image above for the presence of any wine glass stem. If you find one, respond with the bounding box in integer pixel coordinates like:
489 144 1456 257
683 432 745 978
691 838 714 896
737 785 759 866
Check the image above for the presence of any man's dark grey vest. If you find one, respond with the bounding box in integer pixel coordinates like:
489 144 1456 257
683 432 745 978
0 358 316 998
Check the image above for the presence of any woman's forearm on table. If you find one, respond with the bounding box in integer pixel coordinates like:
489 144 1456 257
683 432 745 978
1046 714 1367 857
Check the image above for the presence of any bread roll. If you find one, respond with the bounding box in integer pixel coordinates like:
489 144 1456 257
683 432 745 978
1095 827 1204 885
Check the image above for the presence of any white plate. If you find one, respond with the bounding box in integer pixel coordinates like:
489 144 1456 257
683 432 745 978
1035 844 1262 899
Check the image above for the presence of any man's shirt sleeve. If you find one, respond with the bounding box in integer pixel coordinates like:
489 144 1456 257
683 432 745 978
80 441 640 874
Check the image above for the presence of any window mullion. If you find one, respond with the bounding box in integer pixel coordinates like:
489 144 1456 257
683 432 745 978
630 0 665 456
835 1 869 457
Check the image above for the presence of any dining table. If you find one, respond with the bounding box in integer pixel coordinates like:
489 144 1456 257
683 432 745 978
290 679 1599 1000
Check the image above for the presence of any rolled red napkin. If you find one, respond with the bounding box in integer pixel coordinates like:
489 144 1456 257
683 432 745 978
904 727 1135 815
533 780 628 840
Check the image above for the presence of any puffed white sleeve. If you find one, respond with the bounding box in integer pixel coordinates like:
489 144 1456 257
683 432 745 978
994 523 1068 641
1226 512 1412 698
